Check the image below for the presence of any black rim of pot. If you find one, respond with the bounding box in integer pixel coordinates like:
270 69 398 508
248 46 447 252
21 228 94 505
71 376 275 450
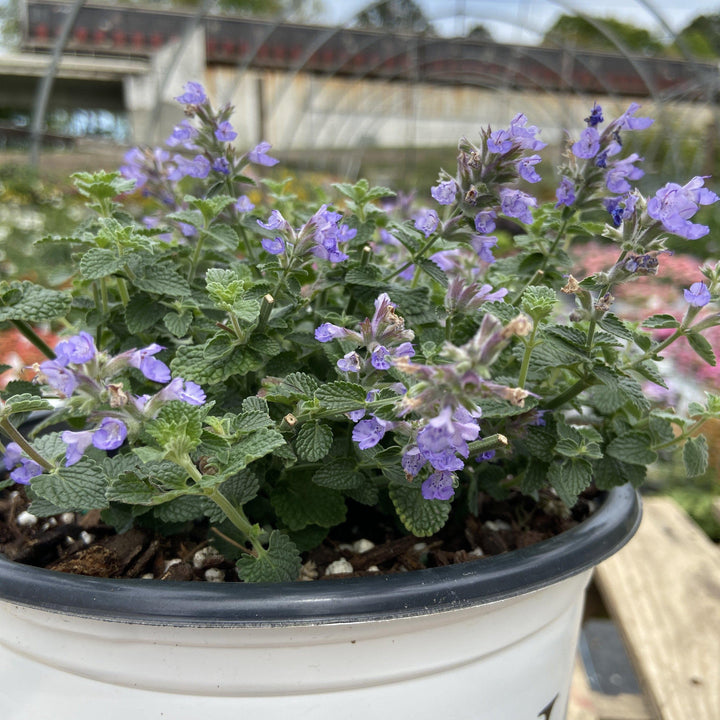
0 484 641 627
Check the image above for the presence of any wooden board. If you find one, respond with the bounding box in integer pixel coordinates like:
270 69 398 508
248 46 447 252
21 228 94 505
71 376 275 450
593 497 720 720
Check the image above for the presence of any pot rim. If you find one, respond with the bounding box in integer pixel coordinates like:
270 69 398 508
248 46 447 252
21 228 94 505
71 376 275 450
0 485 641 627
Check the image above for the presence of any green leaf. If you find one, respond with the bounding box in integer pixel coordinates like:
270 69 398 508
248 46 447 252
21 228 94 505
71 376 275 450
389 483 451 536
314 381 367 413
520 460 550 494
0 281 71 323
124 294 166 333
163 311 193 337
0 393 52 418
312 458 365 490
236 530 302 583
594 455 646 489
79 247 124 280
523 426 556 462
598 313 635 341
270 478 347 531
642 314 681 329
419 259 448 287
31 458 110 512
132 261 191 298
204 222 239 250
185 194 235 222
216 428 286 478
521 286 557 323
72 170 135 200
606 433 657 465
632 360 668 389
147 402 205 455
153 495 210 523
106 473 187 506
277 372 320 400
233 410 274 433
242 396 269 414
683 435 709 478
548 458 592 507
686 331 716 366
295 422 333 462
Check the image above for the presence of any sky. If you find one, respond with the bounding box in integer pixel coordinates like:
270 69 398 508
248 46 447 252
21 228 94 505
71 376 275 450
317 0 720 45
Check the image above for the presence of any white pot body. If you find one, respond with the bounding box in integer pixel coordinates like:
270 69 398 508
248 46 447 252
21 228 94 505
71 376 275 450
0 569 590 720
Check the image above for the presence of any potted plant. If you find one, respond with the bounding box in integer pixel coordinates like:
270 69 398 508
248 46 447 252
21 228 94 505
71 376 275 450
0 86 717 719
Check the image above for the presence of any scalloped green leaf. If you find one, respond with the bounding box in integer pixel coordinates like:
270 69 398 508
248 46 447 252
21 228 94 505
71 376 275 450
314 381 367 413
270 478 346 531
31 458 110 512
236 530 302 583
312 458 365 490
0 281 71 323
0 393 53 418
683 435 709 478
389 484 451 536
79 247 124 280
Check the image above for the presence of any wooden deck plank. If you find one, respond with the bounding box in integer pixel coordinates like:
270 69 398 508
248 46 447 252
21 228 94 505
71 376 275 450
568 655 600 720
593 497 720 720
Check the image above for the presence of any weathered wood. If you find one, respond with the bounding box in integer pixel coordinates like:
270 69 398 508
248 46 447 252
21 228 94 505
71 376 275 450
568 655 600 720
594 497 720 720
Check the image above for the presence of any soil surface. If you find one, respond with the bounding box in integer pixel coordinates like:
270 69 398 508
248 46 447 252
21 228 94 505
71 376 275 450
0 486 598 582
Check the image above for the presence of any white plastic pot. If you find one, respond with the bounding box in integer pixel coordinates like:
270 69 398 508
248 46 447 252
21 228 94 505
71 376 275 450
0 485 641 720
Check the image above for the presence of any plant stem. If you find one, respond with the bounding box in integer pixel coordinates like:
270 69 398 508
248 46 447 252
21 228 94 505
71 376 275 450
116 278 130 306
207 486 265 557
382 235 439 283
517 324 539 389
10 320 55 359
542 375 592 411
187 231 207 283
0 419 53 471
653 417 708 451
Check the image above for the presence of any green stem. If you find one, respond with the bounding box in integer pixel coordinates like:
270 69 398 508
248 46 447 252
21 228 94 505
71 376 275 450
207 486 265 557
116 278 130 307
542 375 592 411
187 231 207 283
654 418 708 451
0 418 53 471
10 320 55 359
382 235 440 283
100 278 109 315
517 324 539 389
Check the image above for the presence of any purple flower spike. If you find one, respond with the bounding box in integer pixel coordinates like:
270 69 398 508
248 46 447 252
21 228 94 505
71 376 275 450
54 332 96 365
414 208 439 238
4 442 23 471
684 281 711 307
174 81 206 106
572 127 600 159
215 121 237 142
337 351 362 373
555 177 576 208
62 430 94 467
212 157 230 175
499 188 537 225
371 345 391 370
647 177 719 240
352 417 388 450
173 154 211 179
431 180 457 206
401 446 426 476
166 119 198 149
474 210 496 235
487 128 512 155
39 360 78 397
315 323 348 342
9 458 43 485
257 210 288 232
235 195 255 213
584 103 604 127
130 344 171 384
517 154 542 183
92 418 128 451
159 377 206 405
248 142 279 167
605 154 644 194
421 470 455 501
471 236 499 264
262 237 286 255
614 102 654 131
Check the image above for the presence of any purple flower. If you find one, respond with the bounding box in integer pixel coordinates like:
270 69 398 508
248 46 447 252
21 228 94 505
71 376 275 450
393 342 415 359
212 157 230 175
337 351 362 373
431 180 457 205
119 147 148 189
4 442 23 471
371 345 391 370
509 113 547 151
92 418 128 451
471 236 499 264
352 417 388 450
257 210 288 232
517 154 542 183
166 120 198 149
315 322 348 342
487 128 512 154
647 177 719 240
61 430 94 467
604 193 637 226
173 154 211 179
555 177 576 208
215 121 237 142
235 195 255 212
262 237 286 255
417 406 479 472
613 102 654 131
158 377 206 405
54 332 96 365
474 210 496 235
9 457 43 485
684 281 711 307
474 283 508 303
39 360 78 397
308 205 354 263
129 344 171 383
178 221 198 238
414 208 439 238
584 103 604 127
401 446 426 476
475 450 496 462
421 470 455 501
572 127 600 159
606 154 644 194
499 188 537 224
175 81 207 106
248 141 279 167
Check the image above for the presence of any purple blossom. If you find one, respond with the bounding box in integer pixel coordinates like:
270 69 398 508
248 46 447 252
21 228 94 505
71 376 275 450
604 193 638 226
158 377 206 405
39 360 78 397
517 154 542 183
61 430 94 466
475 450 496 462
471 236 499 264
584 103 604 127
509 113 547 151
431 179 457 205
166 120 198 149
555 177 576 208
401 446 426 476
262 237 286 255
371 345 391 370
4 442 23 471
257 210 288 232
414 208 439 238
174 81 207 106
178 222 198 238
235 195 255 212
248 141 279 167
308 205 354 263
474 283 508 303
352 416 388 450
92 418 128 451
337 351 362 373
119 147 148 189
612 102 654 131
474 210 496 234
647 177 719 240
684 281 712 307
315 323 348 342
129 344 171 383
9 457 43 485
487 129 512 154
499 188 537 224
212 157 230 175
173 154 211 179
215 121 237 142
572 127 600 159
416 406 480 472
393 341 415 358
421 470 455 501
605 154 644 194
54 332 96 365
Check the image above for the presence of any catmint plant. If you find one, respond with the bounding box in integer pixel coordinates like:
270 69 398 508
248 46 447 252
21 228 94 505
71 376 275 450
1 85 719 584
